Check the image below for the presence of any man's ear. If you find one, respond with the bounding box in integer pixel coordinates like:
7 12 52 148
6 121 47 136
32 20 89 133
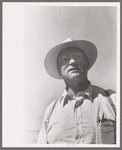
86 62 89 72
58 68 62 76
57 65 62 76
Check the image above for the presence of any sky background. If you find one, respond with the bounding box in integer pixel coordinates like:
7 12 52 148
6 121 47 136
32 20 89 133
3 3 119 146
23 5 117 131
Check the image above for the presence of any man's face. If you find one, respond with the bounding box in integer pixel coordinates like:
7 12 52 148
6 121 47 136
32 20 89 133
57 47 89 81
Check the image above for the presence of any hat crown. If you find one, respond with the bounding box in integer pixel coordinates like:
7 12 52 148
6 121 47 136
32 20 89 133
62 38 74 43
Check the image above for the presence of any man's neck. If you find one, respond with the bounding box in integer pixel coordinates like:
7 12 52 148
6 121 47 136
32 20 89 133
65 78 90 95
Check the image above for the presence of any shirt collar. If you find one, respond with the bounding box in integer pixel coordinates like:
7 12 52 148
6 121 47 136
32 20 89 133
82 83 93 101
60 82 93 104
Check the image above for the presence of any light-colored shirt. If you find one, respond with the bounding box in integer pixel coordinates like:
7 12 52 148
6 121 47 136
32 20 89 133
37 83 116 144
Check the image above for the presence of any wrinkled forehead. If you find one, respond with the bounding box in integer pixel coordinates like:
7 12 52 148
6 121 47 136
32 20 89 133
58 47 87 59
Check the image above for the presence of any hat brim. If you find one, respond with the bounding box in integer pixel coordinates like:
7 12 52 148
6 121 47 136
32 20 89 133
44 40 97 79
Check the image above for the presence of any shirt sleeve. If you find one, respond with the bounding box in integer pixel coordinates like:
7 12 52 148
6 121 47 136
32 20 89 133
37 100 57 144
109 93 117 107
98 91 117 121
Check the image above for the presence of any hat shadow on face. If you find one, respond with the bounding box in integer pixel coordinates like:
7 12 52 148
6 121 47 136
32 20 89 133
57 47 89 77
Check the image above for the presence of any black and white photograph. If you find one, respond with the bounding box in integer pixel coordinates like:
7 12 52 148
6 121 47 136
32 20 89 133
3 2 120 147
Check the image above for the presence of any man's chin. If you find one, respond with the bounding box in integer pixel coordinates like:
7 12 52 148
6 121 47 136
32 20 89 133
68 73 81 79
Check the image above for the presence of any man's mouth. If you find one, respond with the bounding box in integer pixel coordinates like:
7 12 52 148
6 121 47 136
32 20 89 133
68 68 83 73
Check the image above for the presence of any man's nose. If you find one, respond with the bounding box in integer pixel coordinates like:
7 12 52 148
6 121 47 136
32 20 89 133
69 58 76 65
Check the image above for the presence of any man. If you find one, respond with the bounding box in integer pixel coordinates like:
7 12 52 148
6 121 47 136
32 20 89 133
37 38 116 144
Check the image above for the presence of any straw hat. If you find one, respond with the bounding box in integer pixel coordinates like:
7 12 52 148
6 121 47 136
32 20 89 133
44 38 97 79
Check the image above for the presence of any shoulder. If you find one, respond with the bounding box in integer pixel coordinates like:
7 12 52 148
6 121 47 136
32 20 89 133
43 100 58 120
44 92 64 117
45 100 58 114
92 85 117 107
92 85 116 98
107 89 116 95
93 85 106 96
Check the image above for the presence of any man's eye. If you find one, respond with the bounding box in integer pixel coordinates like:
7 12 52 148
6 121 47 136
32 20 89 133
57 59 68 66
62 59 68 65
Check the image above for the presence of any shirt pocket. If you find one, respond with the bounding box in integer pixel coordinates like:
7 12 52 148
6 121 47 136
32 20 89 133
101 119 116 144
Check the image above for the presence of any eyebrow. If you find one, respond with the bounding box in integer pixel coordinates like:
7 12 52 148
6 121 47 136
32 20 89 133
60 56 69 59
57 49 89 66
